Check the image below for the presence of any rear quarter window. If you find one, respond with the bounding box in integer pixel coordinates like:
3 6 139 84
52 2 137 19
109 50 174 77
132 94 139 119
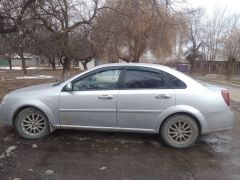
163 72 187 89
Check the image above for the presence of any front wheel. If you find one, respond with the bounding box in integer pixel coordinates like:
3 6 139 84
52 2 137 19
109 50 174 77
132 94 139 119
161 114 199 148
14 108 50 139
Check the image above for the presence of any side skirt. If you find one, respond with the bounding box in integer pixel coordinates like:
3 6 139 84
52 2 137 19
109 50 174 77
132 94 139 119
54 124 158 134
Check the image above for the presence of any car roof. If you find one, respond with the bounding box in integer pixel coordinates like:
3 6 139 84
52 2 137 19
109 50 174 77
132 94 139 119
95 62 175 73
93 63 174 71
93 63 185 76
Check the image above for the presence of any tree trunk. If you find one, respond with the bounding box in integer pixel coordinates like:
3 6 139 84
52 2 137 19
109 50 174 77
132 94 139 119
62 57 71 80
76 60 79 68
132 54 141 63
8 59 12 70
49 56 56 71
20 54 27 74
132 59 140 63
81 61 88 70
226 58 233 81
51 62 56 71
58 58 61 66
189 59 194 74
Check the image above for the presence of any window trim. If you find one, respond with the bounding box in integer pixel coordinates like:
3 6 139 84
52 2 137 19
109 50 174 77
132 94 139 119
62 66 124 91
61 65 187 91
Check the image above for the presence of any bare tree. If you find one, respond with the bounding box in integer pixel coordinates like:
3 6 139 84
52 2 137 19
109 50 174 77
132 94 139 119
223 31 240 62
184 8 204 73
0 0 39 74
30 26 61 70
183 7 240 77
33 0 101 79
200 8 237 62
0 0 36 34
221 16 240 78
0 36 14 70
0 23 35 74
70 28 97 70
94 0 186 63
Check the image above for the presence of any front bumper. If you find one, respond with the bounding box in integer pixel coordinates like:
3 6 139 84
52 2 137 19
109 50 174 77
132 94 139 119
0 104 11 125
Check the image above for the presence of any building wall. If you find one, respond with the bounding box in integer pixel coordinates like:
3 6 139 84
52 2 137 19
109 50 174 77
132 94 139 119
0 58 9 66
11 57 39 67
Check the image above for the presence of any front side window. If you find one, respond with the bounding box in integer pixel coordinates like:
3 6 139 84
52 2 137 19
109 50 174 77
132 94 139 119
124 69 167 89
73 69 121 90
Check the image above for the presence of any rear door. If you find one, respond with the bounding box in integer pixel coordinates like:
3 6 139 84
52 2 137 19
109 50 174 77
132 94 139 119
117 67 175 130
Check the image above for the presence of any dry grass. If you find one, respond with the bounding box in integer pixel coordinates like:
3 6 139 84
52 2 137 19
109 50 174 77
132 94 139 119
0 68 80 101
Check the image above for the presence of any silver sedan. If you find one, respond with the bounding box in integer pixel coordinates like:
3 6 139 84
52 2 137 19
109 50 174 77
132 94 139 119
0 63 234 148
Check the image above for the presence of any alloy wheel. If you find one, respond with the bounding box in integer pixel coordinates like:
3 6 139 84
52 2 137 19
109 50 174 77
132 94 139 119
168 120 193 144
20 113 47 136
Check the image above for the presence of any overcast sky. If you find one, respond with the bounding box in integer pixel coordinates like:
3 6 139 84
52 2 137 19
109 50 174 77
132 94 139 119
186 0 240 14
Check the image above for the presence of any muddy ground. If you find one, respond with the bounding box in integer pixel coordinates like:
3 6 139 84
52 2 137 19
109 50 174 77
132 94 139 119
0 69 240 180
0 69 79 102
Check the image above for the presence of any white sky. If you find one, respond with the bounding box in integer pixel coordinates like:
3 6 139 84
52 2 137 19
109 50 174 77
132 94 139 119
186 0 240 14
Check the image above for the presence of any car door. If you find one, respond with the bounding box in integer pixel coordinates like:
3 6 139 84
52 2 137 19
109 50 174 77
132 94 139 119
117 67 175 130
59 67 122 128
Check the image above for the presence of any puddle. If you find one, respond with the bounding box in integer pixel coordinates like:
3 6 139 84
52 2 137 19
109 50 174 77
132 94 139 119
115 139 144 144
96 139 112 143
231 160 240 167
149 140 162 148
211 146 227 153
200 135 231 152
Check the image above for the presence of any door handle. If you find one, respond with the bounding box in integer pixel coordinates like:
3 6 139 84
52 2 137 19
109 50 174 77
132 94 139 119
155 94 171 99
98 95 113 100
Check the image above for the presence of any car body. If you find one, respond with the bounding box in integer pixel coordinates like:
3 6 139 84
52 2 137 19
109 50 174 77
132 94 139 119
0 63 234 148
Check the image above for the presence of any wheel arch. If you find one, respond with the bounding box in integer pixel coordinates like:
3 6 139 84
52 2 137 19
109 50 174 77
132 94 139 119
11 103 57 132
159 112 202 134
154 105 208 134
12 105 36 125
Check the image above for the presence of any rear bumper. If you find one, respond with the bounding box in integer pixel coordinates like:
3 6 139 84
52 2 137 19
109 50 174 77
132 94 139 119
203 108 234 134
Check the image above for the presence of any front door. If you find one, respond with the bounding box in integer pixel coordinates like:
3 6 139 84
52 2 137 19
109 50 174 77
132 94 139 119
59 68 122 128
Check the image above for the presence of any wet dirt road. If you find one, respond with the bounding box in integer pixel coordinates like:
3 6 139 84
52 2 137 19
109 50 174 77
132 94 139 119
196 79 240 102
0 101 239 180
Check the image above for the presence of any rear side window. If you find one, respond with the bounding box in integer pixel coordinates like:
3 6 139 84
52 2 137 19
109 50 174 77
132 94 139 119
163 72 187 89
124 70 167 89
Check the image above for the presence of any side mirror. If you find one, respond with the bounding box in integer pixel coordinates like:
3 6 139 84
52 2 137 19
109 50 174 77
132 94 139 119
66 82 73 91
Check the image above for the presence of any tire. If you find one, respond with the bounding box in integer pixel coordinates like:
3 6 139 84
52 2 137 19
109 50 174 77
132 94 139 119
14 107 50 139
161 114 199 148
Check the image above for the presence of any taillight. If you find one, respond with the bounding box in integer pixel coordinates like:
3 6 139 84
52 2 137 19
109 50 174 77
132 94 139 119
221 90 230 106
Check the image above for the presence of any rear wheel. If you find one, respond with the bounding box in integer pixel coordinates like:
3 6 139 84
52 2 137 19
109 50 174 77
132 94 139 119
161 114 199 148
14 108 50 139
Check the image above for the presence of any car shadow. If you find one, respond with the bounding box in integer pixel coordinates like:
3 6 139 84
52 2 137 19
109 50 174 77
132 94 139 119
0 124 231 154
